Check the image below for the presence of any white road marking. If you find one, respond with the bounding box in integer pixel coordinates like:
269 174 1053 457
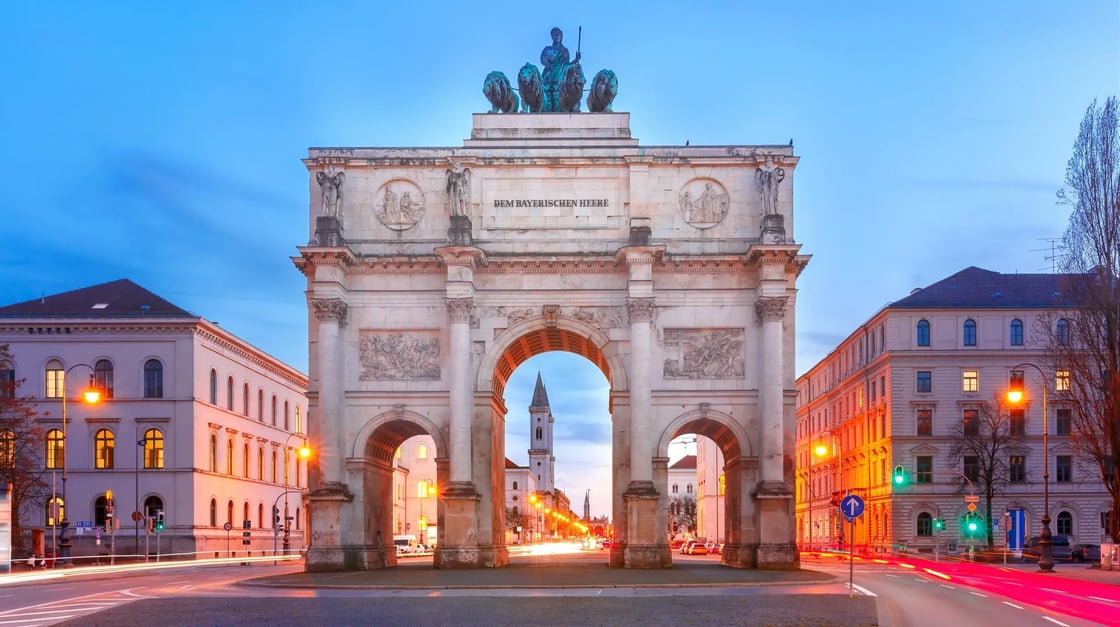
0 615 76 624
1002 601 1024 610
1089 595 1118 604
849 583 877 597
1042 617 1070 626
940 584 955 590
969 591 988 598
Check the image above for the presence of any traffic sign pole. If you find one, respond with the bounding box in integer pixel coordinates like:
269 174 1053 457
838 494 865 599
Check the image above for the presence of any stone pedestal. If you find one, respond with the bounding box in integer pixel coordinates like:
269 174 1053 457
314 215 344 247
433 482 487 568
754 484 799 570
306 483 354 572
449 215 473 246
622 481 669 568
760 214 786 244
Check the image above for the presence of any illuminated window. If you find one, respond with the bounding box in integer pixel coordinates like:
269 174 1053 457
916 320 930 347
258 446 265 479
271 450 278 483
94 428 115 469
962 370 978 393
418 444 428 459
963 319 976 346
143 428 164 469
46 497 64 526
418 479 430 498
243 442 250 478
1010 319 1023 346
1009 455 1026 482
94 359 114 399
0 429 13 467
226 439 234 475
45 360 64 398
1056 370 1070 392
916 410 932 436
46 429 64 469
209 433 217 472
144 359 163 398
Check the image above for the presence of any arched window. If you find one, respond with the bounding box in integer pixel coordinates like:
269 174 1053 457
271 450 278 483
672 483 678 494
94 428 115 469
227 500 234 525
243 383 250 416
94 359 114 399
963 319 977 346
284 449 290 485
1056 510 1073 535
144 359 163 398
284 400 290 430
46 429 64 469
242 442 250 477
242 501 250 526
418 479 430 498
1010 319 1024 346
257 390 264 422
271 395 277 426
45 359 64 398
209 433 217 472
512 481 518 490
535 427 543 440
0 429 15 468
143 428 164 469
226 439 234 475
916 320 930 347
144 495 164 520
258 446 265 479
258 503 264 528
209 369 218 405
226 376 234 411
418 444 428 459
916 512 933 536
46 496 64 526
209 498 218 526
686 484 693 494
295 507 301 530
1056 319 1070 346
95 495 109 527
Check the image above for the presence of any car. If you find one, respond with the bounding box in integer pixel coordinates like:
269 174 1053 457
678 541 692 554
1022 535 1073 562
1071 543 1101 563
706 542 721 555
683 540 707 555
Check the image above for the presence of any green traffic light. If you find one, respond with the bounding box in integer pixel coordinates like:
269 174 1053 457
892 465 907 486
967 521 977 532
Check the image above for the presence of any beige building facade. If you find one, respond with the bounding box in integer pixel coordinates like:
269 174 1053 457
0 280 309 560
796 267 1112 555
295 111 808 571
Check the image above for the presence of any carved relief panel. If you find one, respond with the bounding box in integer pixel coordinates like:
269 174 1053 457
375 179 425 231
679 178 729 229
359 330 441 380
662 328 745 378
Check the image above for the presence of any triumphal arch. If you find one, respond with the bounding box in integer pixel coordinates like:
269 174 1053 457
294 30 808 571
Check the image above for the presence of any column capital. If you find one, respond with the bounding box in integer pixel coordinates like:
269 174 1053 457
311 298 349 324
626 297 656 323
445 297 474 323
755 296 788 322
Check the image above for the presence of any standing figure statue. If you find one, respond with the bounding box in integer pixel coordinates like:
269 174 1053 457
541 27 581 112
446 162 471 217
316 165 345 217
755 158 786 216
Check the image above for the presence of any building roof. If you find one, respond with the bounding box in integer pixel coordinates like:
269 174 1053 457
0 279 197 318
669 454 697 470
505 457 524 470
887 266 1080 310
530 372 550 409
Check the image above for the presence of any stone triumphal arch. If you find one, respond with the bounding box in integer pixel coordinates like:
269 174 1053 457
295 86 808 572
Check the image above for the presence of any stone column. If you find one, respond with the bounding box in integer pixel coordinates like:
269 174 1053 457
445 297 474 484
311 297 348 486
626 297 656 484
755 296 787 486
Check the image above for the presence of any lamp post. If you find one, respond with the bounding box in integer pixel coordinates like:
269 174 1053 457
135 427 147 560
419 482 436 548
57 364 101 565
281 431 311 555
1008 365 1053 573
814 432 845 549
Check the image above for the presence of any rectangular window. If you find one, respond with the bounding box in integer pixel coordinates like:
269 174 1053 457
963 456 979 483
0 368 14 399
1056 370 1070 392
962 370 978 393
1010 409 1025 436
963 409 980 436
46 369 64 398
1056 408 1072 436
916 370 932 394
1010 455 1026 483
917 410 932 436
1056 455 1072 482
916 456 933 483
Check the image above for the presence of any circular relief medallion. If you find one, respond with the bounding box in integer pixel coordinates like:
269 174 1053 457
679 178 729 229
375 179 425 231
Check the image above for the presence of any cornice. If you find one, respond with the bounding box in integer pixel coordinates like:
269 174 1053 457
194 324 309 388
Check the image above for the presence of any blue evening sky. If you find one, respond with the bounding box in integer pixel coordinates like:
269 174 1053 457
1 2 1116 517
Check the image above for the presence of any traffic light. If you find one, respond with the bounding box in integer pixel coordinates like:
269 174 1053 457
273 505 281 529
892 465 908 487
962 513 984 537
105 489 114 531
933 518 944 531
156 510 165 532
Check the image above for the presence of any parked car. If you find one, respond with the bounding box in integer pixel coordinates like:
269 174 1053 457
685 541 708 555
1022 535 1072 562
1071 543 1101 563
706 542 721 555
678 541 692 555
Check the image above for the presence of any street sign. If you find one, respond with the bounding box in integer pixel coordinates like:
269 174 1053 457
131 511 143 522
964 495 980 503
840 494 865 520
223 522 233 532
967 503 977 512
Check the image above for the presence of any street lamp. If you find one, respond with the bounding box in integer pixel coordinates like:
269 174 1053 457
281 431 311 554
420 483 436 547
814 433 845 548
56 364 100 565
1007 365 1053 573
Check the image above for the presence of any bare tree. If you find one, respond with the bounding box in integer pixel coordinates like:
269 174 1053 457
0 344 50 550
1052 96 1120 543
948 398 1021 549
669 494 697 535
505 505 525 534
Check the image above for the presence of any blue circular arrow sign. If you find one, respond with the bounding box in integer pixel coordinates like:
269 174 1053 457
840 494 865 520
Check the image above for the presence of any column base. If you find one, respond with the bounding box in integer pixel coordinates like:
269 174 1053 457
621 481 671 568
755 543 801 570
434 482 508 569
306 483 354 572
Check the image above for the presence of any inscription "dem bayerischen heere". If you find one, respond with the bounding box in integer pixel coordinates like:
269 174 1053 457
493 198 610 208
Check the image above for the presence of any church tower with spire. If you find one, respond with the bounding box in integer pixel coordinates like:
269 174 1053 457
528 372 556 492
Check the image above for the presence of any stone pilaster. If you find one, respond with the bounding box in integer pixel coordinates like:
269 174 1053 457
311 297 348 487
626 297 655 484
446 297 474 484
755 296 787 487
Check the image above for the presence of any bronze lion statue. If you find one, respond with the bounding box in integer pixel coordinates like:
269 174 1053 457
518 63 544 113
558 63 586 113
587 69 618 113
482 71 519 114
